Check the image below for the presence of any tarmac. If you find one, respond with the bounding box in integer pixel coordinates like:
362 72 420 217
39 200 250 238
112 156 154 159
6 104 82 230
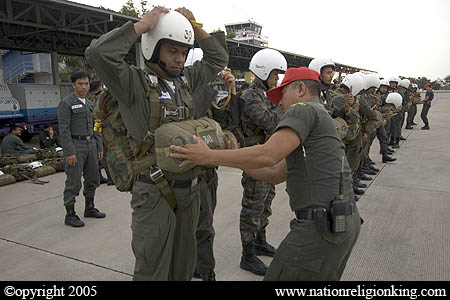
1 92 449 281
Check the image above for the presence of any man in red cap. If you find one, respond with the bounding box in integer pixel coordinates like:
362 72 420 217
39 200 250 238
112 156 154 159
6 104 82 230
171 67 361 280
420 83 434 130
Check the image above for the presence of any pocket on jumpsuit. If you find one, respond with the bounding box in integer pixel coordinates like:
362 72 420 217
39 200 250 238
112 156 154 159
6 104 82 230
266 220 324 281
130 182 162 267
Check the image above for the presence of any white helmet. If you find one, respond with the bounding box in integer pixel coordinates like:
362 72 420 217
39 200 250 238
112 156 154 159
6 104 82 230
341 73 365 96
399 79 411 89
308 58 336 74
184 48 204 67
386 92 402 109
249 49 287 81
387 76 401 84
379 79 390 87
141 11 194 61
364 74 381 90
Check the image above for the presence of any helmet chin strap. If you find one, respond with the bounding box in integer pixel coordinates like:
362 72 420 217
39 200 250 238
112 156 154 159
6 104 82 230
156 59 183 79
263 80 270 90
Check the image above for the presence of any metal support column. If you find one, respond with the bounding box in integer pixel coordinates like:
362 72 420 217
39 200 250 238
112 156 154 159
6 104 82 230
51 51 61 98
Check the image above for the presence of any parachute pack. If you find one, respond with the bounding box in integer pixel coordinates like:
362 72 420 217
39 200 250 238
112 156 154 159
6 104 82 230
94 67 229 193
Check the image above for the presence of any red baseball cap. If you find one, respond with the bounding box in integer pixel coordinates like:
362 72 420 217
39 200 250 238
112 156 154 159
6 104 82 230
267 67 321 104
424 83 431 89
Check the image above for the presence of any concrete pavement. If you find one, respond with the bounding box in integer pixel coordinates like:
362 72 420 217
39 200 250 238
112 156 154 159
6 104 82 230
1 93 449 281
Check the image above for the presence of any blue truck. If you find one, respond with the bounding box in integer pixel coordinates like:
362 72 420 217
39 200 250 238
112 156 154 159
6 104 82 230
0 83 60 141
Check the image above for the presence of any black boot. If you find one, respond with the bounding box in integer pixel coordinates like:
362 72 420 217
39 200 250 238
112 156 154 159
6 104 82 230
65 204 85 228
255 230 277 257
382 155 397 163
353 187 365 195
105 167 114 186
391 138 400 149
364 161 379 172
369 165 380 172
400 136 406 141
192 270 201 279
360 167 377 176
353 181 367 189
99 170 108 184
388 137 395 146
357 172 372 181
200 271 216 281
240 243 268 276
421 125 430 130
84 198 106 218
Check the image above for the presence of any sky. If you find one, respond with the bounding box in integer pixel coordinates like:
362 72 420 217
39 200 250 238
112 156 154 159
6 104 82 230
73 0 450 81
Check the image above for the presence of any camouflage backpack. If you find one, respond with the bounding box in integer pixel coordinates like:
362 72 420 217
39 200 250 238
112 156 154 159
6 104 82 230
333 117 349 140
0 171 16 187
17 154 37 163
35 149 61 160
343 123 361 144
1 164 54 184
363 110 383 135
0 155 19 168
42 158 65 172
412 92 422 105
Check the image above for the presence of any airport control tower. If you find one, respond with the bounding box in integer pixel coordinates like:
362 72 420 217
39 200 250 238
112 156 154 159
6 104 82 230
225 19 268 47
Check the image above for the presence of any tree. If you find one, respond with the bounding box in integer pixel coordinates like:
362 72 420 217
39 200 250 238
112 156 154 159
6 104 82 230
416 77 430 90
58 55 96 83
443 74 450 89
431 80 442 90
119 0 149 17
119 0 139 17
140 0 148 16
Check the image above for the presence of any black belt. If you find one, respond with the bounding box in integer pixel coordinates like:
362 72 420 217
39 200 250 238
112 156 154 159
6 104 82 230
137 173 198 189
72 135 92 140
295 203 355 220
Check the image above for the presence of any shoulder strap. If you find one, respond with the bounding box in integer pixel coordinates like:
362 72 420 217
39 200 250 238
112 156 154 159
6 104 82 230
137 68 161 134
179 75 195 119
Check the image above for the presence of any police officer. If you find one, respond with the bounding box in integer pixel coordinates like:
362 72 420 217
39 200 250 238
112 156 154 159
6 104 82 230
420 83 434 130
38 124 61 150
308 58 336 112
238 48 287 276
86 7 228 281
57 71 105 228
171 67 361 280
1 125 36 156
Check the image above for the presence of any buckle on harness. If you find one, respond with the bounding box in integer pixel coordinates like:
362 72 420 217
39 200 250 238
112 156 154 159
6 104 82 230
150 167 164 183
162 106 187 120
